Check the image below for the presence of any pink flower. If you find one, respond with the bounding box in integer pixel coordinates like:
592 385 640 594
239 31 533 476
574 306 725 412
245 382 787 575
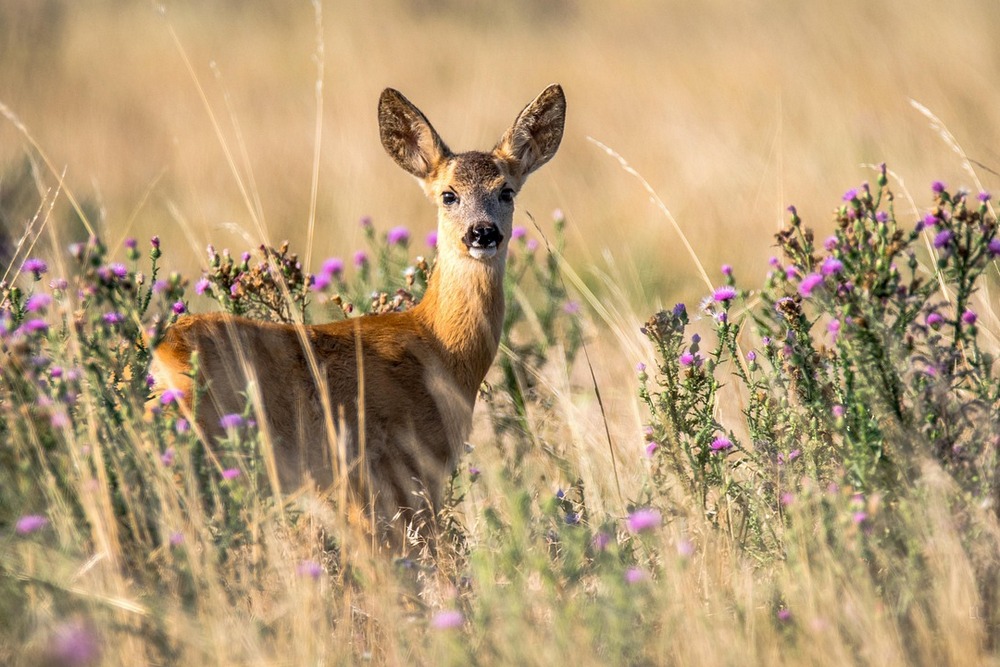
511 226 527 240
820 257 843 276
221 468 241 480
322 257 344 276
22 258 48 278
713 286 737 303
710 436 733 452
431 610 464 630
387 226 410 245
426 231 438 248
16 514 49 535
297 560 323 579
625 567 647 584
645 441 659 458
26 294 52 312
160 448 175 466
962 309 977 325
798 273 824 298
626 508 661 533
160 389 184 405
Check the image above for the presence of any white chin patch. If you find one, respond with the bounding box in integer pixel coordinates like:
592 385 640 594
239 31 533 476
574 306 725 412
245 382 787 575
468 246 498 260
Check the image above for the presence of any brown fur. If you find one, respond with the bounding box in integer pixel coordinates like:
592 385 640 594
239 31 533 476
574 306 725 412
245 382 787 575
152 85 565 551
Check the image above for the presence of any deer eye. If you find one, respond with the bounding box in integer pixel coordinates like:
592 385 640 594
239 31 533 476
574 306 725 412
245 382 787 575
442 191 458 206
499 188 515 203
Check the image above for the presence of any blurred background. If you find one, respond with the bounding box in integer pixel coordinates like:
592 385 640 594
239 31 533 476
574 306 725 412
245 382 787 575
2 0 999 308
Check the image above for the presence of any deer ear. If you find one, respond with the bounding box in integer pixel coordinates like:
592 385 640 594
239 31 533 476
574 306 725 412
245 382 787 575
494 84 566 179
379 89 452 179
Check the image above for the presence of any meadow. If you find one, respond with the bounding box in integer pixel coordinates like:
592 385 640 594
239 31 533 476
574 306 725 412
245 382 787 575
3 1 1000 665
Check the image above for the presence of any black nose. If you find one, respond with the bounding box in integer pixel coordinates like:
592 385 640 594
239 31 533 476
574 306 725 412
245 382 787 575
462 223 504 249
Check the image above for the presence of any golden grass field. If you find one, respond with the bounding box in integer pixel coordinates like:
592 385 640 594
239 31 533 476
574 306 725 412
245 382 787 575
3 1 1000 665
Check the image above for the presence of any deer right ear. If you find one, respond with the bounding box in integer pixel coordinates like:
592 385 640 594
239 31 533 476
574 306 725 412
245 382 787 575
494 84 566 179
379 89 451 179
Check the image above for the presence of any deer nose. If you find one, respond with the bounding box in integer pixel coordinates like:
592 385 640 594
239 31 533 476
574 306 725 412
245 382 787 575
462 223 504 249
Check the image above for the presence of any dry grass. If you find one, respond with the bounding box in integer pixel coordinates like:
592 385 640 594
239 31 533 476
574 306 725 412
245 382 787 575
3 1 1000 665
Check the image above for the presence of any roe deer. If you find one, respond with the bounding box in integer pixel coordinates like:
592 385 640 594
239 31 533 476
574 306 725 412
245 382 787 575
152 84 566 549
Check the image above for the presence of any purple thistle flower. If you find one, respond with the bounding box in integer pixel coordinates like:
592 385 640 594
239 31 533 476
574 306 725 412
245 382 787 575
169 532 184 546
526 238 539 252
979 191 991 203
832 404 845 418
160 388 184 405
876 211 888 223
636 362 646 373
823 235 838 251
468 465 480 479
842 188 858 202
746 350 756 362
49 620 101 666
172 301 186 315
297 560 323 579
151 236 160 249
710 436 733 452
124 237 138 250
962 309 977 325
50 278 68 291
645 441 659 458
933 229 954 249
152 280 168 294
769 256 780 267
820 257 844 276
677 539 695 558
16 514 49 535
988 239 1000 257
511 226 527 241
926 312 944 327
852 511 868 525
592 532 611 551
312 273 332 291
22 258 48 279
713 285 737 303
777 608 792 622
175 418 190 434
932 180 946 194
387 226 410 245
563 300 581 314
431 610 464 630
322 257 344 276
353 250 368 267
828 319 841 336
679 351 696 367
798 273 824 298
780 492 795 506
21 318 49 335
221 468 241 480
102 312 124 325
359 215 372 228
625 567 648 584
721 264 733 276
195 278 211 295
426 231 438 248
552 208 565 221
110 263 128 279
219 413 244 430
626 508 662 533
160 448 175 466
26 294 52 312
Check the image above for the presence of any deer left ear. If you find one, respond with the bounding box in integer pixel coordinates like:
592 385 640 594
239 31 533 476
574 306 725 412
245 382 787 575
379 88 452 179
494 84 566 179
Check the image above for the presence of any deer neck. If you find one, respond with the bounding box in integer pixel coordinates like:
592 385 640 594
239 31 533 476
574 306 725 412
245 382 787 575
415 247 506 398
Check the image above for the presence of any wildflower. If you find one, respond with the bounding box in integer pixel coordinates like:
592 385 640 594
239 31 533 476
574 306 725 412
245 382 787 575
151 280 168 294
780 492 795 506
876 211 888 223
387 226 410 245
820 257 843 276
353 250 368 267
625 568 648 584
312 273 332 291
832 404 845 418
932 229 953 249
169 532 184 546
979 191 991 203
932 180 946 194
563 300 581 314
49 620 101 666
468 465 480 480
827 319 841 337
679 351 696 367
21 319 49 335
798 273 824 297
50 278 68 291
721 264 733 276
592 531 611 551
552 208 565 221
16 514 48 535
842 188 858 202
102 312 124 325
431 610 464 630
636 362 646 373
172 301 186 315
626 508 662 533
151 235 161 249
511 226 527 240
989 239 1000 257
160 389 184 405
769 256 780 267
710 436 733 452
746 350 756 363
962 309 977 325
676 539 695 558
110 263 128 279
777 608 792 622
322 257 344 276
926 312 943 327
160 448 175 466
26 294 52 312
787 449 801 462
22 258 49 281
359 215 373 228
221 468 241 480
195 278 211 295
713 285 737 303
426 230 438 248
175 418 190 434
219 413 244 430
645 441 659 458
852 511 868 525
297 560 323 579
124 237 137 250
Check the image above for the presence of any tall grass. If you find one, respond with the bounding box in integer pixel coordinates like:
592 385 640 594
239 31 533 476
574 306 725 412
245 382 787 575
2 170 1000 664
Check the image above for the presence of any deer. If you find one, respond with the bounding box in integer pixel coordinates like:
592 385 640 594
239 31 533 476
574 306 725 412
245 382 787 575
151 84 566 551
